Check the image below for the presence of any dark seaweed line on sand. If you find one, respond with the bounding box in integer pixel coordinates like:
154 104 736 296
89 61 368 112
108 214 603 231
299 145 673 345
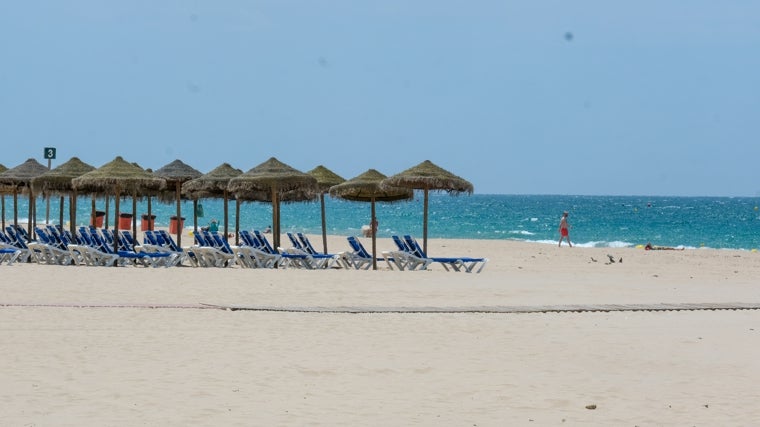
2 302 760 314
199 302 760 314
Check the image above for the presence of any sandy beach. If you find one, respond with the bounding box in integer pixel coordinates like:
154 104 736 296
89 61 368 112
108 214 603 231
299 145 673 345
2 234 760 425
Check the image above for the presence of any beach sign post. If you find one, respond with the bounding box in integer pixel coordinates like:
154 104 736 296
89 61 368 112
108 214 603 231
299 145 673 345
43 147 56 224
43 147 56 161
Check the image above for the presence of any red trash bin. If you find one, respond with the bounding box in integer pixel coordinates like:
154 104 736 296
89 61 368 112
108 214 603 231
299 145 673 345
169 216 185 234
119 213 133 230
91 211 105 228
141 214 156 231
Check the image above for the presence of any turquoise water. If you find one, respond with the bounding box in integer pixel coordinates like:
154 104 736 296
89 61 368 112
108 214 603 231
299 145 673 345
3 194 760 250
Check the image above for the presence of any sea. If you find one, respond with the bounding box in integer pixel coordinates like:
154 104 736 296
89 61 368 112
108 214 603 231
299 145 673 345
3 194 760 251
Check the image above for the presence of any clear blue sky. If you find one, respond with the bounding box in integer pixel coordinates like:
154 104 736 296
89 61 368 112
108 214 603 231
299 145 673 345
2 1 758 196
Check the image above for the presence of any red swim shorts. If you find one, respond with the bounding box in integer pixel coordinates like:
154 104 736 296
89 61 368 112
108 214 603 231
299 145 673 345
560 228 569 237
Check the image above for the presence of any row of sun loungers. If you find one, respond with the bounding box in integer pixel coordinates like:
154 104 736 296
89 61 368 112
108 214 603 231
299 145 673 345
0 224 178 267
1 225 487 272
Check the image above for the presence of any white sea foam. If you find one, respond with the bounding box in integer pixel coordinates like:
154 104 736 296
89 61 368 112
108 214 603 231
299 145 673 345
607 241 635 248
571 241 607 248
523 239 636 248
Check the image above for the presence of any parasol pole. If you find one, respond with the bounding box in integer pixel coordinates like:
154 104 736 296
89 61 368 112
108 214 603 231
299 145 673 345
147 196 153 231
175 182 182 246
193 199 198 233
423 186 429 255
132 192 137 242
320 193 328 254
59 196 64 230
13 188 18 228
28 187 34 238
104 196 110 229
113 188 121 252
90 195 96 227
371 197 377 270
70 191 77 235
223 190 229 241
272 187 280 249
45 158 51 225
235 197 240 246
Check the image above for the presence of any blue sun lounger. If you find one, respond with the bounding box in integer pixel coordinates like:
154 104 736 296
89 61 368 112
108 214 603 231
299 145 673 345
275 232 339 269
402 235 488 273
238 230 281 268
0 229 23 265
342 236 401 270
3 226 33 264
287 232 346 269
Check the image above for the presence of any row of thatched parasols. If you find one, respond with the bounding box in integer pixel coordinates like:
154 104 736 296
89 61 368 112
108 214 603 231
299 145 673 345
1 157 472 269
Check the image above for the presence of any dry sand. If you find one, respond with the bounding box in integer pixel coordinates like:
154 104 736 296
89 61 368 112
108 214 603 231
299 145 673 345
2 234 760 426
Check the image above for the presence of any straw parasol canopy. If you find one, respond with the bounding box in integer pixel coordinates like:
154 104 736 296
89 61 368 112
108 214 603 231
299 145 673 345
153 159 202 246
329 169 413 270
0 158 50 189
0 159 48 188
73 157 165 194
228 157 318 249
73 156 166 251
329 169 413 202
383 160 473 254
31 157 95 234
183 163 243 199
307 165 345 254
31 157 95 195
182 163 243 240
0 158 50 234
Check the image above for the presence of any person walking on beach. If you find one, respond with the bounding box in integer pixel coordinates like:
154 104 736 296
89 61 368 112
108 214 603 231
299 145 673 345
558 211 572 247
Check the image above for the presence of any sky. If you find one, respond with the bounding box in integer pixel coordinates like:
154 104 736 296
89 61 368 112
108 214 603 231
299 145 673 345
1 1 759 196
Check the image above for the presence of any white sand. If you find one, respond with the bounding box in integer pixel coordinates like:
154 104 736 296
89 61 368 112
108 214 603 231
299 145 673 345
1 236 759 425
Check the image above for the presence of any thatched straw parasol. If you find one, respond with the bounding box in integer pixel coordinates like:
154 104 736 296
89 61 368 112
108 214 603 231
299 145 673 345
383 160 473 254
228 157 318 250
153 160 202 246
73 156 166 251
329 169 413 270
0 158 50 236
182 163 242 242
307 165 345 254
31 157 95 235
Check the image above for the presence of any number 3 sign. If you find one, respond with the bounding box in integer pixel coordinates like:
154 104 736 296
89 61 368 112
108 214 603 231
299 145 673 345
44 147 56 159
